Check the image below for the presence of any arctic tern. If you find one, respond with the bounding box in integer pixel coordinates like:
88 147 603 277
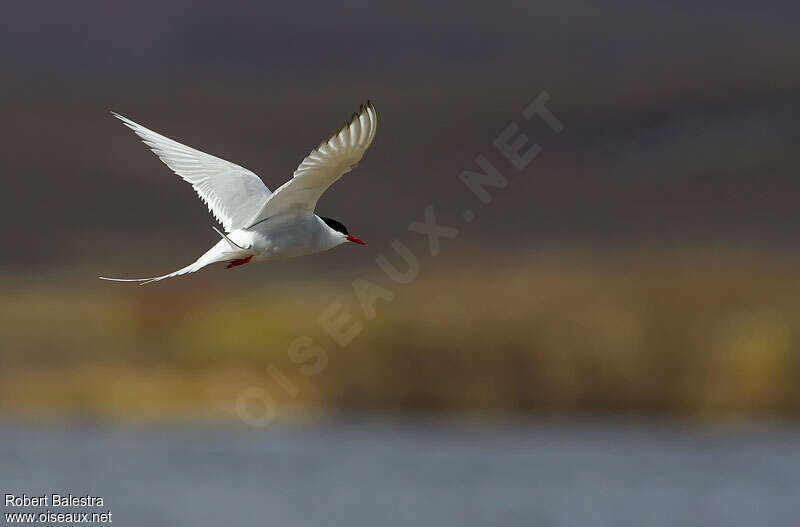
100 102 377 285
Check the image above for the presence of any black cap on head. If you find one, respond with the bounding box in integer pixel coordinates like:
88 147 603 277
320 216 349 235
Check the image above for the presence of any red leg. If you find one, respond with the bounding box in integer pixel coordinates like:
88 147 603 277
226 255 254 269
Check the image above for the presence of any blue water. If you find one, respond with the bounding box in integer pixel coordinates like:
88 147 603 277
1 417 798 526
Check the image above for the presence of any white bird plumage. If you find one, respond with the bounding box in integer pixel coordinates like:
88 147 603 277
100 102 377 285
251 101 378 222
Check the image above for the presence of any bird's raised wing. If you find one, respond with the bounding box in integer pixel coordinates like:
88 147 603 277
247 102 377 226
113 113 271 232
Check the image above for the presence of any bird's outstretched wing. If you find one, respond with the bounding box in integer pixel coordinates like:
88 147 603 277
113 113 271 232
247 102 377 226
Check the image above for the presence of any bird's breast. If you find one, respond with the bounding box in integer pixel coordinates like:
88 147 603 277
248 216 330 260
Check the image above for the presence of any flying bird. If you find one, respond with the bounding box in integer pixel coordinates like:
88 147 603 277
100 102 377 285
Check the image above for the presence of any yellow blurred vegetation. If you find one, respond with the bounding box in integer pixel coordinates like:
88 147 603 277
2 247 800 422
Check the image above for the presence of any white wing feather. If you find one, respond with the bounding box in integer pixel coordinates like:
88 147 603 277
113 113 271 232
248 102 377 225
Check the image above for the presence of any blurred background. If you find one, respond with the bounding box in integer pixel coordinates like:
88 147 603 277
2 1 800 525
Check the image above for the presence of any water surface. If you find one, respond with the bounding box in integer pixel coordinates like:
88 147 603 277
1 417 797 526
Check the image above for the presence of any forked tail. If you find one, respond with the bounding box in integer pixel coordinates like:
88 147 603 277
99 258 213 285
100 230 252 285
